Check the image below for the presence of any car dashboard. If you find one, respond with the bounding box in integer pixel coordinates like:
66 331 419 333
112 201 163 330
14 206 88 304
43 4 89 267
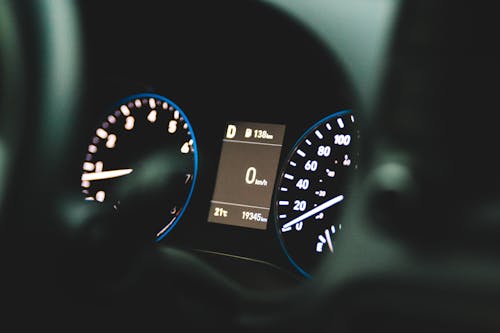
67 0 388 284
2 0 500 331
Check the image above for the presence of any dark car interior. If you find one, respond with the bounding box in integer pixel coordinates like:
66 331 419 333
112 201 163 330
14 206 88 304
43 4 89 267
1 0 500 331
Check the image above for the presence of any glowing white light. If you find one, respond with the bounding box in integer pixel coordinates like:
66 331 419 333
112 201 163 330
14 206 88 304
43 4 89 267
162 102 168 109
305 139 312 145
181 142 190 154
88 145 97 153
290 161 297 167
81 181 90 188
106 134 117 148
351 115 355 122
83 162 94 171
125 116 135 130
316 240 325 252
325 228 333 252
280 187 288 192
81 168 133 181
326 123 332 130
282 195 344 231
120 105 130 116
174 110 179 119
148 98 156 109
96 191 105 202
297 149 306 157
156 216 176 237
284 173 294 180
135 99 142 108
107 115 116 124
168 120 177 133
147 110 157 123
183 123 188 129
95 161 103 173
279 201 289 206
279 214 287 219
96 128 108 139
343 154 351 166
337 118 345 128
315 130 323 139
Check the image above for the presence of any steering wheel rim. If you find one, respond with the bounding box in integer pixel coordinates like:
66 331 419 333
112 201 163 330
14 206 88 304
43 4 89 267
0 1 83 326
0 0 82 227
0 0 25 214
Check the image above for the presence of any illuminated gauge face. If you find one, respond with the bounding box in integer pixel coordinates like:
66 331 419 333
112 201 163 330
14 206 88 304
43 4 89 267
273 110 358 278
81 93 198 241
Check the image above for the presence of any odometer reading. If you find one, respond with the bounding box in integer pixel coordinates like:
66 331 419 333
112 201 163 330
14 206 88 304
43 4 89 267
274 110 358 278
208 122 285 230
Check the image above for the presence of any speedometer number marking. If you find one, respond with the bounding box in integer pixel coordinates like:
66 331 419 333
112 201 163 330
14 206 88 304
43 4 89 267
274 110 358 278
80 93 198 241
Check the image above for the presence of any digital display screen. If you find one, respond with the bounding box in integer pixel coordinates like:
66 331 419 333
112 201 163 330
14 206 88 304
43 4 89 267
208 122 286 230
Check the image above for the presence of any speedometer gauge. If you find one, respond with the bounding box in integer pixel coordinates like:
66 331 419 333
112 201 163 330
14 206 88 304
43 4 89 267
273 110 358 278
80 93 198 241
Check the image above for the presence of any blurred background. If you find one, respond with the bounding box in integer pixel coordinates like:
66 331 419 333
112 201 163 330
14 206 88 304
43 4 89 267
1 0 499 331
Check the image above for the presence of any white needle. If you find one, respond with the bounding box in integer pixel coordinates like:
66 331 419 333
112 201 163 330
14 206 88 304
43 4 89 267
325 229 333 252
281 195 344 231
81 168 133 181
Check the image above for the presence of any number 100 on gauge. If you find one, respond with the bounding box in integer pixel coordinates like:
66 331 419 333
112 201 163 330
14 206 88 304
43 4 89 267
273 110 358 278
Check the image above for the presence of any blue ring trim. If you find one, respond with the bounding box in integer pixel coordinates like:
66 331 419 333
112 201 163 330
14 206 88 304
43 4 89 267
275 109 352 279
113 92 199 242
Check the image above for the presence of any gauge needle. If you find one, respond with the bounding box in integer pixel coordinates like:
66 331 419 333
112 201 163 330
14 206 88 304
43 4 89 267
281 195 344 232
325 229 333 252
81 168 133 181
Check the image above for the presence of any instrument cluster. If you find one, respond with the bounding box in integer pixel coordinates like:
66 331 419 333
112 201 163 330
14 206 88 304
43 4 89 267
76 0 360 281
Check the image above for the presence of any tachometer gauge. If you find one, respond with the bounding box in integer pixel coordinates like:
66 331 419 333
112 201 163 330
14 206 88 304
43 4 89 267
273 110 358 278
80 93 198 241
